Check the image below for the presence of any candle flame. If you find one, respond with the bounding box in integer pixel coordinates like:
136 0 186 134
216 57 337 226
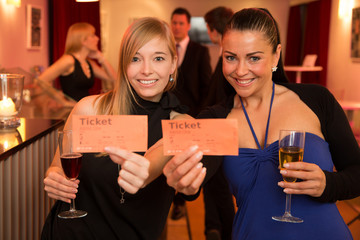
0 97 16 116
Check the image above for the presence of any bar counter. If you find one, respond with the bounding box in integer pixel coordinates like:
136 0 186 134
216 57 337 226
0 118 64 160
0 118 64 240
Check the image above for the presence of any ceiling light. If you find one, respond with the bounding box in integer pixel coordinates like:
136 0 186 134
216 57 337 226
6 0 21 7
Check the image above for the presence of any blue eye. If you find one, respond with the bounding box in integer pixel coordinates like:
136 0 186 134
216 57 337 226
225 55 235 61
155 56 165 61
250 56 260 62
131 57 139 62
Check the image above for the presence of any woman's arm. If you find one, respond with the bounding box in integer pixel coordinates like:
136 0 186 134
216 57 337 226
88 50 117 83
36 55 77 107
38 55 74 85
317 91 360 202
278 84 360 202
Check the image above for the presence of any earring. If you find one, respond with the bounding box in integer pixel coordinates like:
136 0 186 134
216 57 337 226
169 75 174 82
272 66 278 72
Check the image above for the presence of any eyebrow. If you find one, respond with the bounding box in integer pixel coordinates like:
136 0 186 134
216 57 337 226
134 51 167 55
223 50 264 56
224 51 236 56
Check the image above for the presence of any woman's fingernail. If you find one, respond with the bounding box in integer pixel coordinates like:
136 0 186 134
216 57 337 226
196 162 203 169
190 145 199 151
278 182 284 187
280 170 286 175
284 163 289 168
195 151 203 159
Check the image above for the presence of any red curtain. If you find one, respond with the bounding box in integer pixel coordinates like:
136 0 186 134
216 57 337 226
285 0 331 86
284 5 302 82
49 0 101 94
317 0 331 86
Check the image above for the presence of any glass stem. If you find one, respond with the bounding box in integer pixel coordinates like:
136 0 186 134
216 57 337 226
70 198 76 212
284 193 292 216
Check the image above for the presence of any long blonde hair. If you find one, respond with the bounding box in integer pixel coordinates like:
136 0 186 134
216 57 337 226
96 17 177 115
64 22 95 54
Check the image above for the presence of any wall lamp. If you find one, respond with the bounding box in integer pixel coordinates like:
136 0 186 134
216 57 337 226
6 0 21 8
338 0 354 20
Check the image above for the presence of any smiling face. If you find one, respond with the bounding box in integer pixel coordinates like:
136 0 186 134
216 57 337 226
126 37 177 102
222 30 281 98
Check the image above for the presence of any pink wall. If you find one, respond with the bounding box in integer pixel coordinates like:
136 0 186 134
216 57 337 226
0 0 49 76
327 0 360 102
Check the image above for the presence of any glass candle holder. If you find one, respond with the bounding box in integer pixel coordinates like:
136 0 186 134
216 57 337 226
0 74 24 129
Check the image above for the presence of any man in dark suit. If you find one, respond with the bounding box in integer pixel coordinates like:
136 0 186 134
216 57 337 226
169 7 212 220
203 7 235 107
202 7 235 240
170 7 212 117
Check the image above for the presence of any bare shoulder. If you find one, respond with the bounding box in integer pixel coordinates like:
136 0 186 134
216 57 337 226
275 84 301 102
272 83 323 139
275 84 291 95
170 112 193 120
57 54 75 66
52 54 75 75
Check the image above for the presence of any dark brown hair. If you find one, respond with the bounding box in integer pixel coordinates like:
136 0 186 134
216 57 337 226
171 7 191 23
223 8 288 83
204 6 233 35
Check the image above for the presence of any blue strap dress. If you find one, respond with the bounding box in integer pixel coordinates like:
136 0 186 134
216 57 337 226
223 84 352 240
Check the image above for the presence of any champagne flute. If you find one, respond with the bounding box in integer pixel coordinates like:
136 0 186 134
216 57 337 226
57 130 87 219
272 130 305 223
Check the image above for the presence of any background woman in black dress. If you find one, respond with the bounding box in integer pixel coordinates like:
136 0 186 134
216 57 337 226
37 22 116 106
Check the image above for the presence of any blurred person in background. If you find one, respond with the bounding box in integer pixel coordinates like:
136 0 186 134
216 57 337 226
170 7 212 220
37 22 116 107
202 6 235 240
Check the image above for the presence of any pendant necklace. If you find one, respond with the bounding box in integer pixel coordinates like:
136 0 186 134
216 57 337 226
117 164 125 204
82 62 91 78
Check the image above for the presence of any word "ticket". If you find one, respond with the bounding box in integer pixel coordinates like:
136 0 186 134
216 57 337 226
72 115 148 153
162 119 238 156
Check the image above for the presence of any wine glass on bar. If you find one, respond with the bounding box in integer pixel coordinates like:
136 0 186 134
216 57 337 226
272 130 305 223
57 130 87 219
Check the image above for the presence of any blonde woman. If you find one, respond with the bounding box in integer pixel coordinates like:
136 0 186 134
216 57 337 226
41 17 203 240
38 22 116 105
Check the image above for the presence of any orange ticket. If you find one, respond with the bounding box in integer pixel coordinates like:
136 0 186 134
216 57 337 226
162 119 238 156
72 115 148 153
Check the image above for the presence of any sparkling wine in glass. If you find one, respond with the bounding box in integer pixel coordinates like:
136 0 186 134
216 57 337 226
57 130 87 219
272 130 305 223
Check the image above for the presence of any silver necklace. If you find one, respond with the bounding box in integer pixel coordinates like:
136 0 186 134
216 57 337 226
82 62 91 77
117 164 125 204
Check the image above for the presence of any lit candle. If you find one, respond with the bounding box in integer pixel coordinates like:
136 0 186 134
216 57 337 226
0 97 16 116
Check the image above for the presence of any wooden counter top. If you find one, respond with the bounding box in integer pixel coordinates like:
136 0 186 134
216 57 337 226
0 118 64 161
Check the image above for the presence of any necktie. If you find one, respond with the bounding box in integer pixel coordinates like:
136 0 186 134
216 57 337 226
176 44 181 67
